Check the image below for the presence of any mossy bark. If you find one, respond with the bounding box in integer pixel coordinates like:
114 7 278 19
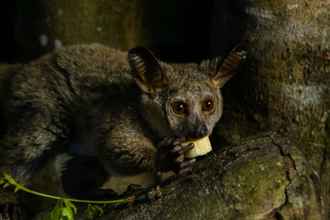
103 134 323 220
242 1 330 217
243 0 329 166
215 0 330 218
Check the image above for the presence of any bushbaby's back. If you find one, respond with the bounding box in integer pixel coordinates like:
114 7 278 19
0 44 134 170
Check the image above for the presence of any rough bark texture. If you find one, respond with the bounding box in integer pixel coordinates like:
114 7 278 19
102 134 323 220
239 1 330 218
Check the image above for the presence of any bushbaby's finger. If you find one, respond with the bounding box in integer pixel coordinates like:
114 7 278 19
180 158 196 169
173 136 187 146
171 143 194 156
171 143 193 154
180 143 194 153
178 167 193 176
170 145 183 154
175 154 184 163
158 137 174 148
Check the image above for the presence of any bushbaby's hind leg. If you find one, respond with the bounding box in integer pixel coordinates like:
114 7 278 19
0 110 67 184
0 66 72 184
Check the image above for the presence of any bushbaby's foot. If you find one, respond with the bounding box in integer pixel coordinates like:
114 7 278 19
147 185 162 200
133 185 162 203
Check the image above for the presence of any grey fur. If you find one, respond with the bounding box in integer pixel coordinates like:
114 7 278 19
0 44 245 194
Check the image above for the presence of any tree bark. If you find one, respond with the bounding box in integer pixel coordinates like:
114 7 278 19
102 134 323 220
242 2 330 218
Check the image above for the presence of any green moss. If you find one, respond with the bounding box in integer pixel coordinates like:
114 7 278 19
221 149 288 217
167 140 291 219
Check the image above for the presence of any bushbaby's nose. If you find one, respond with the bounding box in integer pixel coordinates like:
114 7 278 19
185 114 209 139
189 124 208 139
198 124 209 138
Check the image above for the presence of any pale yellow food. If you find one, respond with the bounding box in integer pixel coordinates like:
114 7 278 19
184 136 212 158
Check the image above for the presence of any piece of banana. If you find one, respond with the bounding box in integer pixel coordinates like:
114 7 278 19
184 136 212 158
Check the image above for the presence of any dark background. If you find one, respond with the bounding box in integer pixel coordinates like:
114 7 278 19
0 0 247 63
0 1 16 63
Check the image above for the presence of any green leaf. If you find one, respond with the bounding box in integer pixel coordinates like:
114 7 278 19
48 200 66 220
85 204 105 219
3 173 17 185
14 186 20 192
49 207 61 220
61 207 74 220
64 199 77 214
0 177 5 185
0 172 132 220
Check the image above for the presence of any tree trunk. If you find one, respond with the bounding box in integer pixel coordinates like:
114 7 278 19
14 0 191 62
241 1 330 218
15 0 151 61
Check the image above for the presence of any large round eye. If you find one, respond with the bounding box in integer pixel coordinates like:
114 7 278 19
202 98 215 113
171 101 188 115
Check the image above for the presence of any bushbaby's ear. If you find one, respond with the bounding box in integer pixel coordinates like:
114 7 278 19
202 47 247 88
128 47 168 94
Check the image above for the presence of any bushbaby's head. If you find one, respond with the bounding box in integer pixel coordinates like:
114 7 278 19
128 47 245 140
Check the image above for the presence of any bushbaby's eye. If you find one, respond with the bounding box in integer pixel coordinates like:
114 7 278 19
202 98 215 113
172 101 188 115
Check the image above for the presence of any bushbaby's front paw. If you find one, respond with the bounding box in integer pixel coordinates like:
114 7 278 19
170 143 196 176
157 137 196 176
132 185 162 203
